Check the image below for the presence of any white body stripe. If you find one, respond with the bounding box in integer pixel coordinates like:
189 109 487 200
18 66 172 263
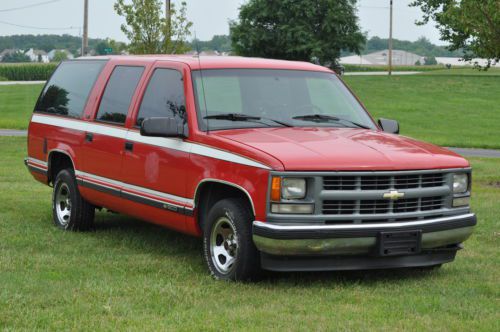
31 114 271 170
27 157 48 168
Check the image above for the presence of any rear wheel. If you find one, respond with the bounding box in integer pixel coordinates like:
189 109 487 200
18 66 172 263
52 169 94 231
203 198 260 281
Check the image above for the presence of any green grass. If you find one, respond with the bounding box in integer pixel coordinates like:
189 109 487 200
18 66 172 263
0 84 42 129
344 75 500 149
0 137 499 330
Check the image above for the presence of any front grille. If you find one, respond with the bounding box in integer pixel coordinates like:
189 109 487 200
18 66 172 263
323 196 444 215
324 173 445 191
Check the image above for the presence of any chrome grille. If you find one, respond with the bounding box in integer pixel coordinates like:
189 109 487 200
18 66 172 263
323 173 445 191
323 196 445 215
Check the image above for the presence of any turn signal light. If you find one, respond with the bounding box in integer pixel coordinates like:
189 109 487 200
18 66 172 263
271 176 281 201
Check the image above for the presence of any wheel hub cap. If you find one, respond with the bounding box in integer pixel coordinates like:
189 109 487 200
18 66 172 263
55 183 72 226
210 217 238 274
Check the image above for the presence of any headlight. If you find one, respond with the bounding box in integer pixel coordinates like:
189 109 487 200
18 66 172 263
453 173 469 193
281 178 306 199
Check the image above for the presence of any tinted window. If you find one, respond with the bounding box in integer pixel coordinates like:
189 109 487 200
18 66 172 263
136 69 186 126
96 66 144 125
35 60 105 117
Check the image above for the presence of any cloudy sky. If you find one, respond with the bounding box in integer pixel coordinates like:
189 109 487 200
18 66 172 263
0 0 444 44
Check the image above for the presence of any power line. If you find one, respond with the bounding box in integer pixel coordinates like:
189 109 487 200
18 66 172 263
0 19 79 31
0 0 62 13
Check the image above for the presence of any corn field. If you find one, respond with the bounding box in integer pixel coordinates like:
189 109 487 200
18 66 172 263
0 63 57 81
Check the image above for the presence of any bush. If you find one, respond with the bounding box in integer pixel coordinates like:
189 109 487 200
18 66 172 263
0 63 57 81
0 76 7 81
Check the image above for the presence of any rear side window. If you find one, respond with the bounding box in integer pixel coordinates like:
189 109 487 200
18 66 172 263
96 66 144 125
35 60 105 118
136 68 186 126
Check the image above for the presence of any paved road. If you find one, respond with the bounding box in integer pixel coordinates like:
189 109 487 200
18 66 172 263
446 147 500 158
0 130 28 136
0 81 46 85
344 71 421 76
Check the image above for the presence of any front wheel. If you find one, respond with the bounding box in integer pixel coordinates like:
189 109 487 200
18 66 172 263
203 198 260 281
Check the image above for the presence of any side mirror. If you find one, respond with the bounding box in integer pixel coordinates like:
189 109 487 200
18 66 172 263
378 118 399 134
140 117 185 138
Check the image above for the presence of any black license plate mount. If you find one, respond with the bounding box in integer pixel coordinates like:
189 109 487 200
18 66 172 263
377 230 422 257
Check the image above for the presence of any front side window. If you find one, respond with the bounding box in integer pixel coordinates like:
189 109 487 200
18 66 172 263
136 68 186 126
192 69 376 131
96 66 144 125
35 60 106 117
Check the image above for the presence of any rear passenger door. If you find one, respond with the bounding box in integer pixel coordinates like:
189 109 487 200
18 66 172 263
80 64 145 203
120 63 192 218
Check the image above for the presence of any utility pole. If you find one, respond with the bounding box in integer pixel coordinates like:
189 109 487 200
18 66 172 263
82 0 88 56
166 0 171 33
388 0 393 75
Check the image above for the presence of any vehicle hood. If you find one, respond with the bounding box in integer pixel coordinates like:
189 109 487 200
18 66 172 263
213 127 469 171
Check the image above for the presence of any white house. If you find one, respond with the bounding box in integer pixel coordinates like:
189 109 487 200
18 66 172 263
25 48 49 63
340 50 425 66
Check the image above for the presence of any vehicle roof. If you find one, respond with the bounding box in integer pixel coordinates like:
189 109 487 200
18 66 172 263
79 55 333 72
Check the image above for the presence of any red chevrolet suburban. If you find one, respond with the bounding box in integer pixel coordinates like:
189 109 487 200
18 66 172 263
26 56 476 280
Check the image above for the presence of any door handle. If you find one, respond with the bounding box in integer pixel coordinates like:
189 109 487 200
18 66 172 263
85 132 93 142
125 141 134 152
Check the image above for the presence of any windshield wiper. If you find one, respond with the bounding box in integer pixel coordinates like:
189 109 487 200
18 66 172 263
292 114 370 129
204 113 293 127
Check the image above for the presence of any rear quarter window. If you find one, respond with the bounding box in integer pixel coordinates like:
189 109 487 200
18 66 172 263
35 60 106 118
96 66 144 125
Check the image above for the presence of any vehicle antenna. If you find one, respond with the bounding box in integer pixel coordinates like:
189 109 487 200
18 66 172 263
195 32 210 134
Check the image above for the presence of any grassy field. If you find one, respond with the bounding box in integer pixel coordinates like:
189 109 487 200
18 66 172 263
0 137 499 330
343 74 500 149
0 70 499 149
0 84 42 129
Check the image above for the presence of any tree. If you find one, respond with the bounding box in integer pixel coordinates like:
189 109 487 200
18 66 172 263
1 52 30 63
95 39 127 55
190 35 232 53
424 56 437 65
411 0 500 68
229 0 365 67
114 0 192 54
52 50 68 62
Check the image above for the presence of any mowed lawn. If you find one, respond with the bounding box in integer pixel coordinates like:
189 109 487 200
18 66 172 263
343 73 500 149
0 84 42 129
0 136 499 330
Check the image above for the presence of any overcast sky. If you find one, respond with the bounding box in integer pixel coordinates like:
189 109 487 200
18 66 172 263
0 0 445 45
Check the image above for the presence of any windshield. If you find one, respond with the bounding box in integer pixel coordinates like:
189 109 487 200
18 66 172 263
192 69 376 131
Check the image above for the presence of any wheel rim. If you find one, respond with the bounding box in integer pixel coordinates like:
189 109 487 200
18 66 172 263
55 183 72 226
210 217 238 275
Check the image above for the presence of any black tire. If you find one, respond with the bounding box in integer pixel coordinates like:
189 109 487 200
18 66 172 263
52 168 95 231
202 198 260 281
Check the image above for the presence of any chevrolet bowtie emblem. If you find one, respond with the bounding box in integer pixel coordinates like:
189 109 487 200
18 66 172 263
383 190 405 200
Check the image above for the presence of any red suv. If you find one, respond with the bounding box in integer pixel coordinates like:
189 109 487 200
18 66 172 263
26 56 476 280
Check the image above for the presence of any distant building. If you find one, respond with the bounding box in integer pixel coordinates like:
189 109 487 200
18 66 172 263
47 49 74 61
25 48 49 63
340 50 425 66
0 49 21 61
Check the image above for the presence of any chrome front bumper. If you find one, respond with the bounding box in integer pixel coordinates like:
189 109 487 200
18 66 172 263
253 213 476 256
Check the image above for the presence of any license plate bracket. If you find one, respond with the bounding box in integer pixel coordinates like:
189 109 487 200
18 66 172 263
377 230 422 257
